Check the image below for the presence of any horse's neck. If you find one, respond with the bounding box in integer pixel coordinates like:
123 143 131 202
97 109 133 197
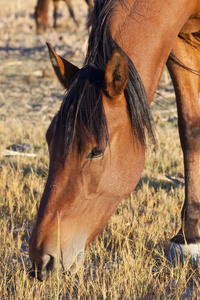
110 0 200 103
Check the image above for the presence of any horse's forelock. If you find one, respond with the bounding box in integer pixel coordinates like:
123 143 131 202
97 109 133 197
55 0 155 159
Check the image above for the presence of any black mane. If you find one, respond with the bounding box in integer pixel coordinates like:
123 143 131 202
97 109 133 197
56 0 155 158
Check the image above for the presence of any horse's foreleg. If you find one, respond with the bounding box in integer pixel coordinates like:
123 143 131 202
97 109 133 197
167 34 200 262
35 0 50 33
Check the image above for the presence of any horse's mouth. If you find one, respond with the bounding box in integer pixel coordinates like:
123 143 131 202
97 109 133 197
28 250 84 281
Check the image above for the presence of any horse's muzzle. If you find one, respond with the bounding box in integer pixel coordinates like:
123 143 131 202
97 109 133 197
29 254 55 281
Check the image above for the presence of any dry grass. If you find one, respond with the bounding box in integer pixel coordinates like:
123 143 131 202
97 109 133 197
1 121 200 299
0 1 200 299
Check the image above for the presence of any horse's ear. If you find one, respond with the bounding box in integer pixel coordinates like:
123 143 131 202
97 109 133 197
104 48 129 99
46 43 79 89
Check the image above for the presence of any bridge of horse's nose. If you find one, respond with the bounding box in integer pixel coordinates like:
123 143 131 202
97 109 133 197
29 254 55 281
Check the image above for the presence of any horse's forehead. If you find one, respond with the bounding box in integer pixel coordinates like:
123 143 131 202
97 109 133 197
77 65 104 86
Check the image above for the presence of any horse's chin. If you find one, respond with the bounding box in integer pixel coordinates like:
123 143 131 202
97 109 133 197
63 250 85 275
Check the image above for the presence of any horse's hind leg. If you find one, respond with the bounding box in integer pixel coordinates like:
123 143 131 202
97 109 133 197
167 33 200 262
64 0 78 27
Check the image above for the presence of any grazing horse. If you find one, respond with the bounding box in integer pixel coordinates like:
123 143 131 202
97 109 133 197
29 0 200 280
34 0 93 33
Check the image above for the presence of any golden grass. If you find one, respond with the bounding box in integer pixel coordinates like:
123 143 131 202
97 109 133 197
1 116 200 299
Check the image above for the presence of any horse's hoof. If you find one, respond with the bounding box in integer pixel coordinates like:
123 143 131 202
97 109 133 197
167 242 200 264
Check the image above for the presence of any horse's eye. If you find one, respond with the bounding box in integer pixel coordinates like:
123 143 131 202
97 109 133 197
86 147 103 159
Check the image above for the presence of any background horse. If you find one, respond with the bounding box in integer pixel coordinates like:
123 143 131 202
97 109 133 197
35 0 93 33
29 0 200 280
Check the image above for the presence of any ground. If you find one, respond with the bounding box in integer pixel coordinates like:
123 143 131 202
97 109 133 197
0 0 199 299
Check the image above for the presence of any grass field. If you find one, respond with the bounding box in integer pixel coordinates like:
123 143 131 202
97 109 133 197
0 1 200 299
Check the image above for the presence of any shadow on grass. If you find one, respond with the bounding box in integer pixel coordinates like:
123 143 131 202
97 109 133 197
137 175 184 193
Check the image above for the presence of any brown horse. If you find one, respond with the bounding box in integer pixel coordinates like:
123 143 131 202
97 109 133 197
29 0 200 280
34 0 93 33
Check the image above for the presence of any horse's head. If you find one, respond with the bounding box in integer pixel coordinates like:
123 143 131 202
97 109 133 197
29 44 145 280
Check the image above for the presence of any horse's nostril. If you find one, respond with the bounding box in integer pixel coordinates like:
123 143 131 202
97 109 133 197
46 254 54 273
28 255 54 281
